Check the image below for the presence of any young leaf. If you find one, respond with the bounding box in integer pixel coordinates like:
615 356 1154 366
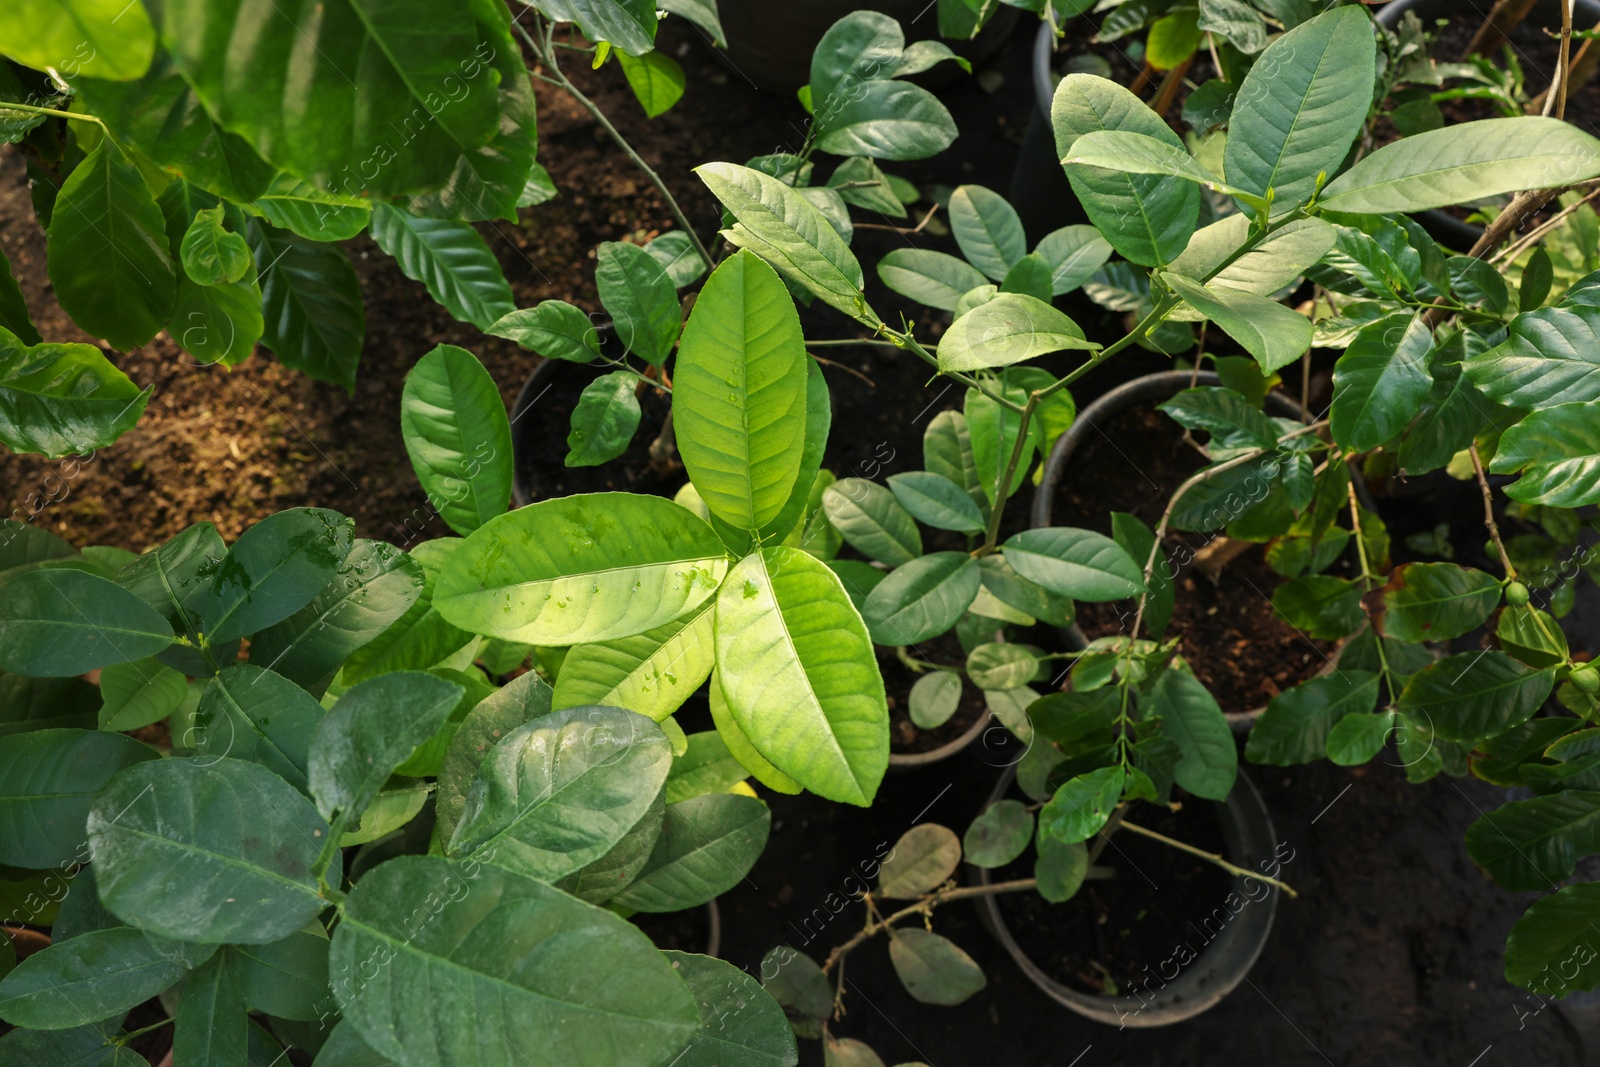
87 757 330 944
399 344 514 535
1490 400 1600 507
329 856 700 1067
1245 671 1380 765
596 240 681 366
1033 225 1114 296
888 929 986 1006
170 266 264 368
674 250 810 530
714 547 888 806
1224 5 1376 212
46 141 175 350
860 552 980 646
664 731 748 804
662 951 798 1067
249 174 370 241
434 493 728 645
964 799 1033 868
1050 74 1198 266
759 359 832 547
433 671 554 849
821 479 922 565
0 927 196 1029
876 249 987 311
1396 652 1554 744
180 206 251 287
0 729 155 867
488 300 602 362
446 705 672 881
1159 273 1311 374
1143 667 1236 800
97 658 187 731
1324 710 1395 766
249 220 365 391
0 0 154 80
617 50 685 117
1466 304 1600 408
949 185 1026 281
1505 882 1600 994
1039 765 1125 844
0 569 173 677
190 665 325 791
1464 791 1600 891
612 793 771 911
551 601 716 722
1001 528 1144 601
1381 562 1501 642
1330 311 1434 452
370 205 514 331
565 370 642 468
937 293 1095 372
198 507 355 645
879 824 961 898
0 327 151 460
1321 117 1600 214
709 669 803 795
308 672 464 823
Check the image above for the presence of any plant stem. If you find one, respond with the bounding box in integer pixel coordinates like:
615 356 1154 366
1118 819 1299 898
978 392 1039 554
516 21 713 272
1346 478 1393 689
0 100 107 130
1470 442 1517 578
821 879 1039 976
114 1018 174 1044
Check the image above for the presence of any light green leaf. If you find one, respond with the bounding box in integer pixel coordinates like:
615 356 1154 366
1397 652 1554 744
618 50 685 117
1321 117 1600 214
249 174 370 241
0 729 154 868
937 293 1095 372
861 553 979 646
1168 215 1336 303
966 643 1040 690
826 156 907 218
87 757 330 944
1001 527 1143 601
309 672 463 823
664 731 748 803
1225 5 1376 212
821 479 921 566
0 0 154 80
613 793 771 911
180 206 252 286
552 601 715 722
488 301 601 362
644 231 709 288
596 240 681 366
1490 400 1600 507
949 185 1025 281
1160 272 1312 374
1062 130 1265 211
908 670 962 729
923 409 986 512
0 569 173 677
714 548 888 806
1382 562 1501 642
878 823 961 898
708 669 802 796
401 344 514 536
876 249 987 311
435 493 728 645
674 250 809 531
1324 710 1395 766
97 658 187 731
447 705 672 881
370 205 514 332
329 856 699 1067
888 929 986 1005
815 79 957 162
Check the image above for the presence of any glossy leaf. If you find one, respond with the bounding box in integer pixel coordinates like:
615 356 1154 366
87 757 330 944
938 293 1094 372
675 251 809 530
596 241 681 366
1002 527 1143 601
1396 652 1554 744
249 221 365 391
249 175 370 241
714 548 888 806
0 729 154 868
309 672 463 823
329 856 699 1067
613 793 771 911
565 370 641 468
1382 562 1501 642
967 643 1040 690
1324 710 1395 766
1160 272 1311 374
370 205 513 331
0 244 38 346
0 328 151 460
1330 312 1434 452
1490 400 1600 507
434 493 727 645
1246 671 1380 765
664 731 748 804
821 479 921 566
1464 790 1600 891
1061 131 1261 209
180 206 253 286
861 552 979 646
1467 304 1600 408
199 507 354 645
536 0 657 53
879 824 961 898
0 569 173 677
400 344 514 535
1034 225 1114 295
551 601 715 722
0 0 154 80
488 300 601 363
886 471 984 533
949 186 1025 281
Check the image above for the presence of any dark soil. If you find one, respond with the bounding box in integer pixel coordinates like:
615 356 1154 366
1054 403 1341 711
992 791 1233 997
879 633 989 755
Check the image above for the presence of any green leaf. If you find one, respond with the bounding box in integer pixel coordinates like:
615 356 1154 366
644 230 709 288
87 757 330 943
249 174 370 241
1169 215 1336 306
1498 604 1569 670
1035 835 1088 903
535 0 658 53
0 244 39 346
886 472 984 533
949 186 1025 281
341 543 474 684
370 205 513 332
564 370 642 468
1322 117 1600 215
1490 400 1600 507
446 705 671 880
1001 527 1144 601
861 553 979 646
489 300 601 362
163 0 504 196
966 643 1040 690
1398 330 1497 475
1159 272 1311 374
553 786 664 905
908 670 962 729
433 671 553 850
1271 574 1365 639
879 823 961 898
709 669 802 795
826 156 907 218
1522 247 1554 311
0 729 153 867
714 547 887 806
329 856 699 1067
1143 667 1235 800
1396 652 1554 744
46 141 174 351
1330 311 1434 452
112 522 226 677
695 162 874 324
1505 882 1600 994
617 49 685 117
198 507 354 645
759 947 830 1035
0 569 173 677
963 799 1033 868
821 479 921 566
1040 765 1124 844
0 329 150 459
0 927 194 1029
761 361 832 548
309 672 463 823
661 951 798 1067
1050 74 1197 266
1033 225 1114 296
1147 9 1201 69
191 665 324 791
0 0 154 80
399 344 514 535
596 241 681 366
1224 5 1376 212
814 78 956 161
888 929 986 1006
552 601 715 722
923 410 986 513
1464 791 1600 891
937 293 1095 372
664 731 748 803
228 926 330 1020
179 206 252 286
434 493 728 645
0 675 94 737
249 221 365 392
613 793 770 911
96 658 186 731
1061 131 1263 210
171 267 264 369
1324 710 1395 766
1246 671 1380 765
1467 304 1600 408
172 951 249 1066
1109 512 1170 637
675 251 809 530
659 0 724 44
0 1020 142 1066
1199 0 1267 53
964 382 1031 506
876 249 986 311
1382 562 1501 642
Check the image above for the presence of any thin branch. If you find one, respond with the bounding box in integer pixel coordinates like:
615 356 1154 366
1119 819 1299 898
821 879 1038 976
806 354 877 387
1470 443 1517 578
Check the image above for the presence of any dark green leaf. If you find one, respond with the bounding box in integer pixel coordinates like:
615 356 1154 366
1465 790 1600 890
662 951 798 1067
1142 667 1235 799
0 569 172 676
249 221 365 391
1039 765 1124 844
596 241 681 366
1002 527 1144 601
0 729 153 867
1505 882 1600 994
1396 652 1555 744
0 329 151 458
370 205 513 331
1246 671 1380 765
192 665 325 791
199 507 354 645
1271 574 1365 640
613 793 771 911
1382 562 1500 642
861 552 979 645
399 344 513 535
1490 400 1600 507
433 671 553 849
0 927 196 1029
308 671 462 824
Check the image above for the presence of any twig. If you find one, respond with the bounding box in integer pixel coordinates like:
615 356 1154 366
1119 819 1299 898
1493 183 1600 264
1470 443 1517 578
854 203 940 234
1547 0 1576 119
807 354 877 387
821 879 1039 976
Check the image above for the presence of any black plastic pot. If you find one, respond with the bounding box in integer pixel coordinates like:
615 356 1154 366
716 0 1020 96
1030 370 1368 731
972 765 1281 1027
888 702 992 771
